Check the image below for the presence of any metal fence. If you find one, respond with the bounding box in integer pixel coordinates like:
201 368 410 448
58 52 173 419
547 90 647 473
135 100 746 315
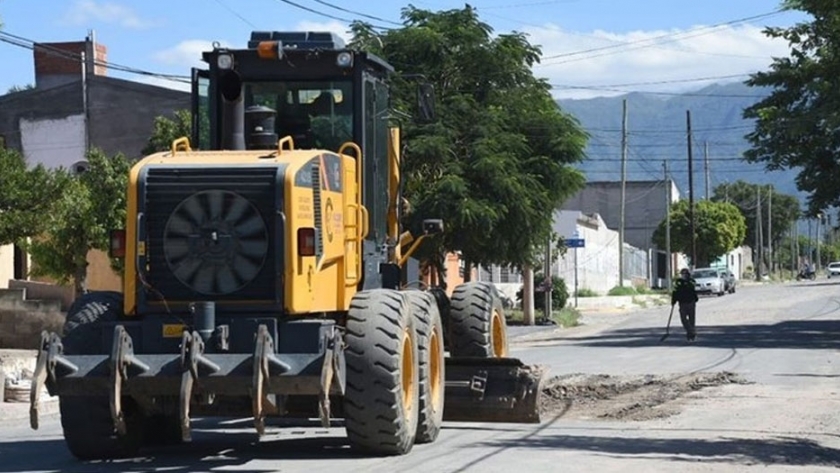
622 244 648 284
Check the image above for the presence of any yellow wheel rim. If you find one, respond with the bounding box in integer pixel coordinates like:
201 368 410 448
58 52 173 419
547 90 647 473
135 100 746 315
401 328 415 417
429 328 443 409
492 309 507 358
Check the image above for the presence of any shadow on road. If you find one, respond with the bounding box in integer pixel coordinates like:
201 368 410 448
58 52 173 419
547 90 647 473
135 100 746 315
0 426 367 473
478 434 840 467
562 319 840 350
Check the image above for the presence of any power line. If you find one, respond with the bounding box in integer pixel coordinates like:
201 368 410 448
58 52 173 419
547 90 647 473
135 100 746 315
269 0 393 30
210 0 257 28
540 10 783 62
309 0 402 26
0 31 190 84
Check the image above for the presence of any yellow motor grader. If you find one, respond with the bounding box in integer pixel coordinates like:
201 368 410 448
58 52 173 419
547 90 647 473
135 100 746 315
28 31 544 460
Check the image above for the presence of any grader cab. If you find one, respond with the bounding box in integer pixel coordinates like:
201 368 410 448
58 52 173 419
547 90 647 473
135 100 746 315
29 31 545 460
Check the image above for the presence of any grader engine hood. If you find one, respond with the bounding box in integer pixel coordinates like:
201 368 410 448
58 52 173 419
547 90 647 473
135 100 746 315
133 161 287 313
138 165 285 305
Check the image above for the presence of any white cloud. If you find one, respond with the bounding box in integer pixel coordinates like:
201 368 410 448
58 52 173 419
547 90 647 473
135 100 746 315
524 23 792 99
60 0 159 30
151 21 352 70
293 20 353 44
153 40 236 69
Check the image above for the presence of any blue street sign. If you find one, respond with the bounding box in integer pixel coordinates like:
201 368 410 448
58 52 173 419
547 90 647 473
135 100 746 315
566 238 585 248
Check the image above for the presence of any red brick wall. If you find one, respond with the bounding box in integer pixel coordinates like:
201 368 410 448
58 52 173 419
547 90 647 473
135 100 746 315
33 41 107 78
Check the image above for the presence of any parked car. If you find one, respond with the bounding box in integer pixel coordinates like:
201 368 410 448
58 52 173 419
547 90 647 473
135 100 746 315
722 270 737 294
692 268 726 296
827 262 840 279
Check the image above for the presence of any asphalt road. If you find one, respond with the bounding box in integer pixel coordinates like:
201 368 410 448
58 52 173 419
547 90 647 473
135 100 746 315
2 280 840 472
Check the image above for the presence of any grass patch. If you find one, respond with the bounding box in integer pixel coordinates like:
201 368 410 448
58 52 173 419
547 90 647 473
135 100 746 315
506 307 580 328
608 286 638 296
575 288 599 297
552 307 581 327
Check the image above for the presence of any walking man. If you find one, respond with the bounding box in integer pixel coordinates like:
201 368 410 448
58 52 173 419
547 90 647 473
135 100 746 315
671 268 699 341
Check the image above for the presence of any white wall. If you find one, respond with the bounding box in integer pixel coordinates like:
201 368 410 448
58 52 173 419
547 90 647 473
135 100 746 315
0 244 14 288
20 114 86 170
552 210 620 295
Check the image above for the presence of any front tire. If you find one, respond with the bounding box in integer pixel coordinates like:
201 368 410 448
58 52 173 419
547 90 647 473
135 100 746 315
405 291 445 444
343 290 420 455
60 291 143 460
449 282 509 358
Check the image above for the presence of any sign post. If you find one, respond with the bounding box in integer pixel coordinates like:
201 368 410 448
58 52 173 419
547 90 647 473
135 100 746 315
566 233 586 308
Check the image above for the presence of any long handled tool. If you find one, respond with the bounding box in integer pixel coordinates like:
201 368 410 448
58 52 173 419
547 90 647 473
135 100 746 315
659 304 675 342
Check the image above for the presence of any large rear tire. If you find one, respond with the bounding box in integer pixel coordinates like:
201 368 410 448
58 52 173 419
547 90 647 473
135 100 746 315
449 282 509 358
343 289 420 455
59 291 144 460
405 291 445 444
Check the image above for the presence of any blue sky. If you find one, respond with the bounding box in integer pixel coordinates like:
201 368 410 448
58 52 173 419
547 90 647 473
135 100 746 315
0 0 809 99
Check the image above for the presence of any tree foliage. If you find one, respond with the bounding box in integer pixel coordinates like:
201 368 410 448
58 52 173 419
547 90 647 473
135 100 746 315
742 0 840 214
6 83 34 94
0 147 66 245
142 109 192 155
349 6 587 274
653 199 747 267
711 180 801 250
27 149 130 296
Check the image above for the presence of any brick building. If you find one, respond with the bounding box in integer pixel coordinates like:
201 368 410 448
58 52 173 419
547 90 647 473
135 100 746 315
0 33 190 290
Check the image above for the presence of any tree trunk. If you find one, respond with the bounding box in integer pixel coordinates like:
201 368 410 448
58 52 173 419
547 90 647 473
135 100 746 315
73 260 88 299
463 258 472 283
522 265 535 326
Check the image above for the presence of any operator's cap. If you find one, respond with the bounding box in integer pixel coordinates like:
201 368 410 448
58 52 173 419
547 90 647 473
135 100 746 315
680 268 690 275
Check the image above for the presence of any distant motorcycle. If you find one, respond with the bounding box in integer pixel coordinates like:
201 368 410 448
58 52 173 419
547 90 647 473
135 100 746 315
797 269 817 281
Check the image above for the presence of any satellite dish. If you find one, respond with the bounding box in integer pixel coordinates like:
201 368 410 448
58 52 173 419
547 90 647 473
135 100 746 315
71 160 90 175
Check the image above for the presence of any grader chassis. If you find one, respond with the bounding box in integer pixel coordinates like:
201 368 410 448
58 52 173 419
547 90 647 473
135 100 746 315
28 31 545 460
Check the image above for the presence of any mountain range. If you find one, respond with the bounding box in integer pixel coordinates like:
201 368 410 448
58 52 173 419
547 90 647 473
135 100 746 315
556 82 808 204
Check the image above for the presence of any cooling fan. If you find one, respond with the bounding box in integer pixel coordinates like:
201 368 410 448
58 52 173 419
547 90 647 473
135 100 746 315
163 190 269 295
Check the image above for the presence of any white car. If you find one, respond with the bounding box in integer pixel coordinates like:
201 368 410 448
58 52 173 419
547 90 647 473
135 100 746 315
692 268 726 296
828 262 840 278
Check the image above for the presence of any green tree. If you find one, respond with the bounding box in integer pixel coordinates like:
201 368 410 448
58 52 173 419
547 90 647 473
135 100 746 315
350 6 587 277
27 149 130 296
0 147 66 245
653 199 747 267
6 83 34 94
742 0 840 214
142 109 192 155
712 180 801 251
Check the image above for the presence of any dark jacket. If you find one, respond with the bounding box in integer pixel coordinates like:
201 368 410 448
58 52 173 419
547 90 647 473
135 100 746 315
671 277 699 305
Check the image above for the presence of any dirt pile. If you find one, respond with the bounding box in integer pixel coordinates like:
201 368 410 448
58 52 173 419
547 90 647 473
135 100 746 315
540 371 750 421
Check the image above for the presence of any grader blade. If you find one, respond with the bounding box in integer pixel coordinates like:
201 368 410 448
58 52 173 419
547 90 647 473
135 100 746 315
442 357 546 424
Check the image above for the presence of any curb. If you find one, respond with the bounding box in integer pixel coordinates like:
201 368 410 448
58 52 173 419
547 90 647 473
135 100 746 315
0 396 59 425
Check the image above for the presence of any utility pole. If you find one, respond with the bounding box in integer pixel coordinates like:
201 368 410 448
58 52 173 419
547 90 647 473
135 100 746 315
664 160 672 289
790 223 795 276
544 235 552 319
817 213 822 271
755 187 761 281
619 99 628 286
767 186 773 275
687 110 696 268
81 51 90 154
704 141 710 199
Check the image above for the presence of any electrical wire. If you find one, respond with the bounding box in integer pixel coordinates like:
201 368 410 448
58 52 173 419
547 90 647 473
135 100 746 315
309 0 402 26
0 31 190 84
540 10 783 62
269 0 393 30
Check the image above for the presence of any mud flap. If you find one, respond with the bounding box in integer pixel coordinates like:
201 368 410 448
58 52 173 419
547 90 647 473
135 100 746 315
442 357 546 424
